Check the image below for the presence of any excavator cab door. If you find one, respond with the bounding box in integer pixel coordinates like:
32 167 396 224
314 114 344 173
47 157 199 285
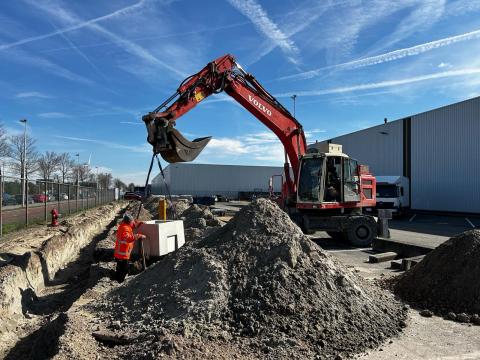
342 158 361 202
296 155 325 204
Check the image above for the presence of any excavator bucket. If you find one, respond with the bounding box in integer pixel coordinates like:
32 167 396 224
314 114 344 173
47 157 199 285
144 115 211 163
158 127 211 163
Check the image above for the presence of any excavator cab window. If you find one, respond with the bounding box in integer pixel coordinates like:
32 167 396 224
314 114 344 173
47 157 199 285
297 157 324 202
324 156 342 202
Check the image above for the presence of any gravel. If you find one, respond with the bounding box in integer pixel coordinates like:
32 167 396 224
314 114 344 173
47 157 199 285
93 199 406 359
395 230 480 320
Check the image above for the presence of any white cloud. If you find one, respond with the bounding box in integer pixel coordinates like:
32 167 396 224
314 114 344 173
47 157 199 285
277 28 480 81
54 135 151 153
24 0 187 78
374 0 446 52
438 62 452 69
227 0 300 64
246 2 332 65
15 91 52 99
38 112 69 118
5 48 95 85
198 128 322 164
275 68 480 98
120 121 143 125
1 0 149 51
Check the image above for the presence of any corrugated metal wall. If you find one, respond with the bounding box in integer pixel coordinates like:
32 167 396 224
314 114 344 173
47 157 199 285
411 97 480 212
151 166 171 195
330 120 404 176
152 164 284 197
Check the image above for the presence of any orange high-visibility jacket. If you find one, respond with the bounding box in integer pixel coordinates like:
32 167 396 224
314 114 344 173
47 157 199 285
114 221 142 260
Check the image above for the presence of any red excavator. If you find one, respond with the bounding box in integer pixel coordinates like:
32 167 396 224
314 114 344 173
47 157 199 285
142 54 377 246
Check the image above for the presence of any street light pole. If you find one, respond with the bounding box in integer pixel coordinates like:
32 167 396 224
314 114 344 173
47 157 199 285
20 119 27 207
75 153 79 211
95 166 99 206
291 95 297 118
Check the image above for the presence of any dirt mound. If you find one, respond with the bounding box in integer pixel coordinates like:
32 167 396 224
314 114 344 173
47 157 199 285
395 230 480 319
168 200 190 219
180 204 222 229
94 199 405 359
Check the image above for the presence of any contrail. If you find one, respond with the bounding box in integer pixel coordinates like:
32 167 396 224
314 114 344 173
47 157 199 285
0 0 147 51
227 0 299 64
275 68 480 97
277 28 480 81
49 20 108 81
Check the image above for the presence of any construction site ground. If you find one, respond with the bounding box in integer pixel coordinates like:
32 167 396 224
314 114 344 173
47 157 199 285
1 199 479 359
311 229 480 359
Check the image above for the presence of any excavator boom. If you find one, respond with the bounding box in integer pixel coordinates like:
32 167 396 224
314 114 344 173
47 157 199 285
143 54 306 197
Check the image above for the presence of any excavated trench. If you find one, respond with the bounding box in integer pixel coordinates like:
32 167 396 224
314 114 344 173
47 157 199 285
0 202 129 359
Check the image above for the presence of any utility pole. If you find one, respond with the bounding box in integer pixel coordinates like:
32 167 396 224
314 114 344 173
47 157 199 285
20 119 27 207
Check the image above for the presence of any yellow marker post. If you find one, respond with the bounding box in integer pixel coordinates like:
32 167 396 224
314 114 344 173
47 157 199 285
158 199 167 220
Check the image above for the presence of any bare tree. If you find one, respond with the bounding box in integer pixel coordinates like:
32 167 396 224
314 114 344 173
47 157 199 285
113 178 127 190
38 151 61 180
97 173 112 189
70 165 90 184
127 183 135 191
0 124 10 165
8 134 38 206
8 134 39 177
58 153 74 183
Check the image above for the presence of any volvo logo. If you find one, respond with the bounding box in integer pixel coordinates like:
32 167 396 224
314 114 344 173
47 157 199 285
248 95 272 116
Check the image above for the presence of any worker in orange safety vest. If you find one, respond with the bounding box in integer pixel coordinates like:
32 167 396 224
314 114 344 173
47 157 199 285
114 213 146 283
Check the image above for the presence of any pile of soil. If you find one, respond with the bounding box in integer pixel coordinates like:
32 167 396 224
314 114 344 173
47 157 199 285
395 230 480 323
93 199 406 359
181 204 222 229
168 199 190 219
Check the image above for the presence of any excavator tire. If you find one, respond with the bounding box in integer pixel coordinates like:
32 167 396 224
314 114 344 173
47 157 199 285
345 216 377 247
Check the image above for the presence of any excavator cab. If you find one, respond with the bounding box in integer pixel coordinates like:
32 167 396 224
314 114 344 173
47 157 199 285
297 144 361 206
143 114 211 163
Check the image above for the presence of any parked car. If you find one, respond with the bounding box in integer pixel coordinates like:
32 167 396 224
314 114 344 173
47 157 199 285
193 196 215 206
124 192 142 201
59 193 69 200
15 194 35 204
48 194 56 201
32 194 48 203
2 193 17 206
215 194 229 202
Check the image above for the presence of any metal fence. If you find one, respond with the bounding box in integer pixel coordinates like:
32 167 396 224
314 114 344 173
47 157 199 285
0 175 117 237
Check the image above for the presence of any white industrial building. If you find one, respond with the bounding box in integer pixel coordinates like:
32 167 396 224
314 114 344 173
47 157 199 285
326 96 480 214
151 163 284 198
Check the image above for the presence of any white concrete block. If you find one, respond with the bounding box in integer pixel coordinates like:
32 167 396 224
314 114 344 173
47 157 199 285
132 220 185 258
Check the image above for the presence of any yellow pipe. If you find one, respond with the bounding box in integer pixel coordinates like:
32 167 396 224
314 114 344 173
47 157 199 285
158 199 167 220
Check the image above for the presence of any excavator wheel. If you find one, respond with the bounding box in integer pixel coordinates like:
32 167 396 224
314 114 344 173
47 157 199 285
345 216 377 247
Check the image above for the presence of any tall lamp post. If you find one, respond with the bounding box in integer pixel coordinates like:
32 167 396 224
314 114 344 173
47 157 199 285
291 95 297 118
20 119 27 207
95 166 99 206
75 153 79 211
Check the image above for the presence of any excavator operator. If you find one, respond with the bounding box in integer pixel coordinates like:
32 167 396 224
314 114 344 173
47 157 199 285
113 213 146 283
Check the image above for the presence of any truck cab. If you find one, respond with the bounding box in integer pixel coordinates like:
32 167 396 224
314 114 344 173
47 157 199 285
371 176 410 216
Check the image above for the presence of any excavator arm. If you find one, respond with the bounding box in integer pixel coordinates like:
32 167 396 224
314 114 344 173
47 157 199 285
143 54 307 197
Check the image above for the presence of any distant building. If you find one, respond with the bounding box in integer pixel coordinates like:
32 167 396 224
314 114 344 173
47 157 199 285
323 96 480 214
151 163 284 199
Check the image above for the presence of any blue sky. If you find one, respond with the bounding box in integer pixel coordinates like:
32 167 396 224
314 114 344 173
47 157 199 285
1 0 480 184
